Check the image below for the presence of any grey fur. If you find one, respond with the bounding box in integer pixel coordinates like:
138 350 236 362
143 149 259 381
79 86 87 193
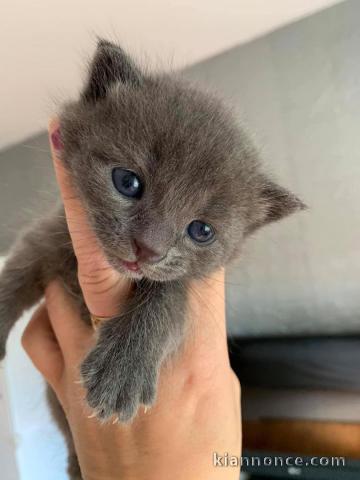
0 40 304 477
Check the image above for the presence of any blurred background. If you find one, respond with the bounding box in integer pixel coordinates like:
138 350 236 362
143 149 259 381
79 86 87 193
1 1 360 479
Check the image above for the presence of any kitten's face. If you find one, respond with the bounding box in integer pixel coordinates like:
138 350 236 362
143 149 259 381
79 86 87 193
60 41 303 282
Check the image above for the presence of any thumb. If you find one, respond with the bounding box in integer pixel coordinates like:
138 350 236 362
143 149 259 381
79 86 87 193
48 118 131 317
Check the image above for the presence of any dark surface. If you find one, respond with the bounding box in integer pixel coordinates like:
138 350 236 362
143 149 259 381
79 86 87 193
229 335 360 392
243 449 360 480
230 336 360 479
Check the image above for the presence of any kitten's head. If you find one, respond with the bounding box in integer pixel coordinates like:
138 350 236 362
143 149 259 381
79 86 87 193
59 40 304 281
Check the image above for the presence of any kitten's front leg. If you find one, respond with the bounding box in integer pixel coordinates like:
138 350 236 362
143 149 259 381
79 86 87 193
0 210 72 359
81 279 187 422
0 237 45 359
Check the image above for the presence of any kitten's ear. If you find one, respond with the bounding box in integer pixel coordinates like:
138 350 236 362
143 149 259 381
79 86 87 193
249 179 306 233
82 39 143 102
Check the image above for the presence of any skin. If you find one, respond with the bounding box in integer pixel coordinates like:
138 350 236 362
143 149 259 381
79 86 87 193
20 120 242 480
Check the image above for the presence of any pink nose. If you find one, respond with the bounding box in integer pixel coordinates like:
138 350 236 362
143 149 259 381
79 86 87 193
133 238 164 264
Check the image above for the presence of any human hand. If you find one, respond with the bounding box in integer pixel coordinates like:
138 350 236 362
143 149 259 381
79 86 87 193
22 273 241 480
43 118 241 479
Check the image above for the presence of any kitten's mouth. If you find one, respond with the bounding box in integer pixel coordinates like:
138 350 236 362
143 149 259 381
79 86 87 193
119 258 168 281
109 256 145 280
121 260 141 273
114 254 178 281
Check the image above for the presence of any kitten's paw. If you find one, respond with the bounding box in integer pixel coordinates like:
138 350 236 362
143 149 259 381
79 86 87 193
80 346 158 422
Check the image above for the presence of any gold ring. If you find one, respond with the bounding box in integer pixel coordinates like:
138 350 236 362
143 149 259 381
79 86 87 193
90 314 115 331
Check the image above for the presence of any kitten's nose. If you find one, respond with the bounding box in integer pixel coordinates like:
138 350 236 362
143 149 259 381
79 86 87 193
133 238 164 264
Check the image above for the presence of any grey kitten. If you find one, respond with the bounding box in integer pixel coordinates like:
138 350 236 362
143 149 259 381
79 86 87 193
0 39 304 472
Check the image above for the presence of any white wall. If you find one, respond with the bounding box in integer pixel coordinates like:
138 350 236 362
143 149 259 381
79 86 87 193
0 0 342 149
0 362 19 480
0 258 68 480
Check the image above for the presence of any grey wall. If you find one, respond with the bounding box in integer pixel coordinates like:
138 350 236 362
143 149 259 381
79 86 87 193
0 133 57 249
185 0 360 335
0 0 359 336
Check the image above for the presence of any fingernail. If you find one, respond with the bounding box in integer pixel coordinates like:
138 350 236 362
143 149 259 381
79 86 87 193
51 128 63 150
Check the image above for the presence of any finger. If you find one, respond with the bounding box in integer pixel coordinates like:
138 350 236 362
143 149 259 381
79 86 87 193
48 118 130 317
44 280 94 363
188 268 226 333
178 269 228 369
158 269 232 413
48 118 100 261
22 304 64 388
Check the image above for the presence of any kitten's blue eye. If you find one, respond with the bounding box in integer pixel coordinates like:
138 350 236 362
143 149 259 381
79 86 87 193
187 220 215 244
112 168 143 199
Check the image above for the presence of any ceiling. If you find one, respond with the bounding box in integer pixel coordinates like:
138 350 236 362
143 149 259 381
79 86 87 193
0 0 342 149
